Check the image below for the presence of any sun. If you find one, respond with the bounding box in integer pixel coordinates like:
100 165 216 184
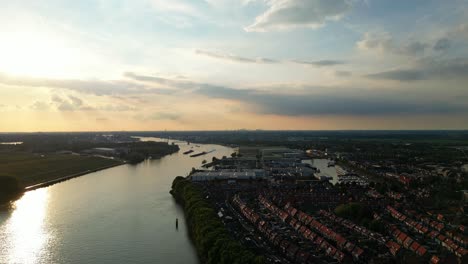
0 30 78 77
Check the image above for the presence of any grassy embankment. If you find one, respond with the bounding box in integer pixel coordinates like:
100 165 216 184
0 152 123 204
171 176 265 264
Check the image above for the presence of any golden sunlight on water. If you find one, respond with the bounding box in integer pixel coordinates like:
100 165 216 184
3 189 50 264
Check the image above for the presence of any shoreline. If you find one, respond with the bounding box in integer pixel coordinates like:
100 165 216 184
24 162 125 192
170 176 265 264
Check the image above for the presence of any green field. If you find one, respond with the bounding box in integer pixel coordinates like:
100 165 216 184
0 152 123 187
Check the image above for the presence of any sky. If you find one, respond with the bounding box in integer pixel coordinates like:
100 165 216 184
0 0 467 131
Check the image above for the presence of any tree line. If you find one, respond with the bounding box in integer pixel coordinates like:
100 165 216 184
171 176 265 264
0 176 23 205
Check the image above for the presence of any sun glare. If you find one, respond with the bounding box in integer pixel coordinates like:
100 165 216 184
2 188 50 263
0 30 78 77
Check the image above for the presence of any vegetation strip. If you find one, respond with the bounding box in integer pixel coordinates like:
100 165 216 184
170 176 265 264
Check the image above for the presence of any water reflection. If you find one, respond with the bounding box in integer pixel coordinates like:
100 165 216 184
0 138 233 264
2 188 50 264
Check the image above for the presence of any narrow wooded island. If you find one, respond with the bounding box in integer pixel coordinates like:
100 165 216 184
171 176 265 264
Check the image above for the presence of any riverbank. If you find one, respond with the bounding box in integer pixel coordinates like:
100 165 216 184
0 154 125 206
24 162 124 191
170 176 265 264
0 152 124 187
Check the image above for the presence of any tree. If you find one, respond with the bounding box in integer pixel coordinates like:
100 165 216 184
170 177 265 264
0 176 23 203
335 203 372 223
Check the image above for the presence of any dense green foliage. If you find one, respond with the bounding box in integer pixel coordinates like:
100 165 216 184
335 203 371 222
0 134 179 165
0 176 23 204
0 152 122 187
171 177 265 264
334 202 385 232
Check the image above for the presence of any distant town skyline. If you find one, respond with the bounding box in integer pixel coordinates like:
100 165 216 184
0 0 467 131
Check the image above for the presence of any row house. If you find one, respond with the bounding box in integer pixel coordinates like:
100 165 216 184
385 240 402 256
390 226 427 257
262 195 348 263
285 207 362 261
319 210 386 244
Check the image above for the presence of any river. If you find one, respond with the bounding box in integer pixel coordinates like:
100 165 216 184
0 138 234 264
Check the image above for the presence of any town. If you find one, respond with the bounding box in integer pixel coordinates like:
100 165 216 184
178 138 468 264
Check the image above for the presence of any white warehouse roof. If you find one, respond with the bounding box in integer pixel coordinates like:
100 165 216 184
191 171 260 181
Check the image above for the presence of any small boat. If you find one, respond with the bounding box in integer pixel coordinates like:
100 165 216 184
183 150 194 155
190 151 207 157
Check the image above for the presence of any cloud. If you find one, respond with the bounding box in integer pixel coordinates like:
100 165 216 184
124 72 230 92
195 50 344 67
100 105 137 112
150 112 181 120
195 49 279 64
121 73 464 118
245 0 351 32
134 112 182 121
335 70 352 77
150 0 201 16
456 23 468 38
367 58 468 81
52 95 86 111
29 101 50 111
48 95 137 112
196 85 468 116
0 72 171 96
148 0 206 28
124 72 204 90
357 32 430 56
433 38 451 51
356 32 393 53
403 41 428 55
292 59 345 67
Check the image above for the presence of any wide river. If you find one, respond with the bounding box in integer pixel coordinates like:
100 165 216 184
0 138 234 264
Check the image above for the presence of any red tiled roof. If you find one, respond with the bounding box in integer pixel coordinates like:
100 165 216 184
291 208 298 217
430 255 440 264
386 241 401 256
410 241 420 251
315 237 323 245
416 246 427 256
429 231 439 239
437 234 446 242
299 226 306 234
336 236 347 247
456 247 467 256
397 233 408 242
290 218 297 226
404 237 414 248
309 232 317 240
